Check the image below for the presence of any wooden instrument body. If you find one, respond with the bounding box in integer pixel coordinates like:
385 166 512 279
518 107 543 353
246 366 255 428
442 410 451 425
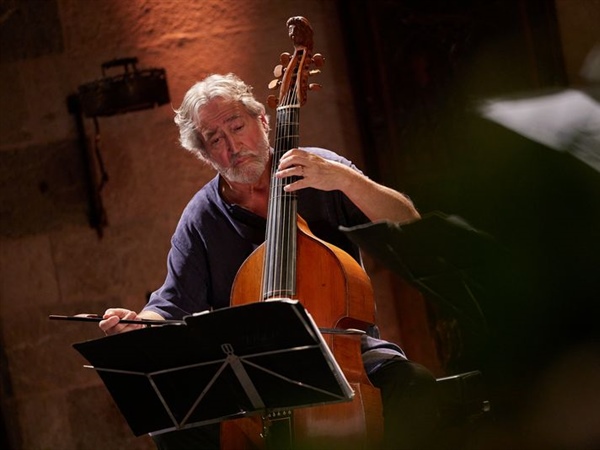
232 217 375 333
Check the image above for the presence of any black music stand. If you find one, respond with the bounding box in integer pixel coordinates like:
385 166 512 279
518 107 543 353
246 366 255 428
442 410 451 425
341 212 504 337
73 300 353 436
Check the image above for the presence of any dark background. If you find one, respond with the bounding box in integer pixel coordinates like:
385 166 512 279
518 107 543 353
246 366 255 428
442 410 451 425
340 0 600 422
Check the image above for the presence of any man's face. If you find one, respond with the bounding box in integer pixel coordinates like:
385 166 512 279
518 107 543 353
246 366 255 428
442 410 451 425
197 98 270 184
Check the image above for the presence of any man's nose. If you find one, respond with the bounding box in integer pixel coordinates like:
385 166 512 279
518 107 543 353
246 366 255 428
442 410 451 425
224 133 241 154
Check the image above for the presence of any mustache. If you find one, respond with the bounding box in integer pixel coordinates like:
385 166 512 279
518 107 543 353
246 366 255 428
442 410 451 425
231 151 257 164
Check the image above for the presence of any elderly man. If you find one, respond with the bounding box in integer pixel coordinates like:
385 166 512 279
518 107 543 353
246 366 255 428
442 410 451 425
100 73 439 450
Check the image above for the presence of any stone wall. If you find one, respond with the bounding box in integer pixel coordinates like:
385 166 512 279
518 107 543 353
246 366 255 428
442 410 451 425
0 1 364 448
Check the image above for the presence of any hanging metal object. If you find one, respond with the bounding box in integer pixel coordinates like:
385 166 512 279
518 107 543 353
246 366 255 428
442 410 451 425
68 57 170 237
78 57 170 117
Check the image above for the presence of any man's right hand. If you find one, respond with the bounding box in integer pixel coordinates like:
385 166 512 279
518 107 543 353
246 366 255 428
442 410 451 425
99 308 144 335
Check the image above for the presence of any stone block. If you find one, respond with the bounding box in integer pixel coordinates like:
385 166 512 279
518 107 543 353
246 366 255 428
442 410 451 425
0 234 60 311
0 0 63 63
0 140 89 237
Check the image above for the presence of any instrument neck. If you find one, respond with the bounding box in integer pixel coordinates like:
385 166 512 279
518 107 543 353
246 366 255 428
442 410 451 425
262 99 301 300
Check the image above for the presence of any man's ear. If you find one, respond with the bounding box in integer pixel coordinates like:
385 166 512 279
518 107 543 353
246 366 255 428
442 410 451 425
259 113 270 132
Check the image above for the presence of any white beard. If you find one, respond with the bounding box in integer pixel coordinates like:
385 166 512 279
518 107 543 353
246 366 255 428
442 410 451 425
213 134 271 184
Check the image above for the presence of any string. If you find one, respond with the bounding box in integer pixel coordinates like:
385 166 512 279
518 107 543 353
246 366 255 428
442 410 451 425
263 81 300 300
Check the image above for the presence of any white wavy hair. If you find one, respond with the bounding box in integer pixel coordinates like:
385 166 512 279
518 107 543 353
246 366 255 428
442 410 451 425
173 73 270 161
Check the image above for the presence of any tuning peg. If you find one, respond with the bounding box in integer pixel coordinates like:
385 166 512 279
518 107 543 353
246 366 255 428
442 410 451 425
309 69 321 76
312 53 325 67
267 95 279 109
309 83 322 91
280 52 291 65
273 64 284 78
268 79 280 90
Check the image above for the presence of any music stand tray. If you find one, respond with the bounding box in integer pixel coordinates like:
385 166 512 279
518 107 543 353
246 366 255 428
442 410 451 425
341 212 503 335
73 299 354 436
